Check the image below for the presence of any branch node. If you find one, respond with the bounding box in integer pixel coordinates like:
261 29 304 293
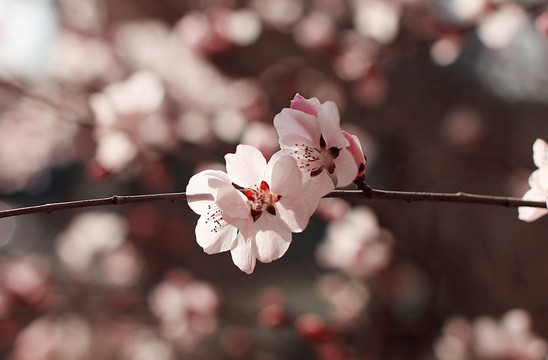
360 183 374 198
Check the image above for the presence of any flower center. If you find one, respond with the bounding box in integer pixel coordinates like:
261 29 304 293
291 135 340 177
244 181 281 222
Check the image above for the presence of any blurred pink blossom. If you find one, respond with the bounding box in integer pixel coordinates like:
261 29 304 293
251 0 304 30
315 198 351 222
2 255 54 307
315 273 370 329
57 0 107 33
240 121 280 159
46 29 122 86
316 206 393 278
476 4 527 50
435 309 548 360
0 100 77 193
148 269 220 351
441 106 485 151
256 286 289 329
431 35 464 67
90 70 175 174
294 12 336 49
54 211 130 279
11 314 92 360
225 8 263 46
352 0 401 44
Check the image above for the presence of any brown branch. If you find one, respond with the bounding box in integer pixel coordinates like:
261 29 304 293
0 187 544 220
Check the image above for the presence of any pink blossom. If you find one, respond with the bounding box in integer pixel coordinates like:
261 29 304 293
274 94 358 198
186 145 313 273
518 139 548 222
148 269 220 350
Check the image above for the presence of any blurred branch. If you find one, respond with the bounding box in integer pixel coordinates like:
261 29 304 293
0 78 93 126
0 187 544 219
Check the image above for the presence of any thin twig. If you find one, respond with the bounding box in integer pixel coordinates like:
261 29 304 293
0 187 544 219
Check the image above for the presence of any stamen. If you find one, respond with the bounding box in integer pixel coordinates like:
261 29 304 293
205 204 228 233
290 136 342 178
244 181 281 222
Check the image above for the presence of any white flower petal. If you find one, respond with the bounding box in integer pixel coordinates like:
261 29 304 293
267 151 302 194
538 165 548 192
186 170 232 214
334 149 359 187
195 215 238 254
307 171 336 199
518 188 548 222
253 214 292 263
230 234 257 274
532 138 548 168
274 108 321 149
276 198 311 232
216 186 251 221
225 144 266 188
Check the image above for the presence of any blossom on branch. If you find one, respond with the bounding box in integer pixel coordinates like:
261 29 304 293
186 145 315 274
518 138 548 222
274 94 359 198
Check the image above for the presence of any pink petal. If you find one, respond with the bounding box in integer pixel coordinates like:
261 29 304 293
252 214 292 263
290 93 321 116
518 188 548 222
333 149 359 187
264 152 315 232
266 151 303 195
276 198 311 232
230 235 257 274
303 172 336 209
274 108 321 149
225 144 267 188
317 101 347 148
195 216 238 254
216 187 251 222
342 131 367 177
186 170 232 215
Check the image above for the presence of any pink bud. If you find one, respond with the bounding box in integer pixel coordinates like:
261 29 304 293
290 93 321 117
342 131 367 184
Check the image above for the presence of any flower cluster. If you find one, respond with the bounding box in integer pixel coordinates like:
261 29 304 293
186 94 366 273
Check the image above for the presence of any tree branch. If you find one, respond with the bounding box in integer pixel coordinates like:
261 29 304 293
0 186 544 219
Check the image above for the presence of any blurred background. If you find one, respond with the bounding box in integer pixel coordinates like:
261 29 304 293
1 0 548 359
